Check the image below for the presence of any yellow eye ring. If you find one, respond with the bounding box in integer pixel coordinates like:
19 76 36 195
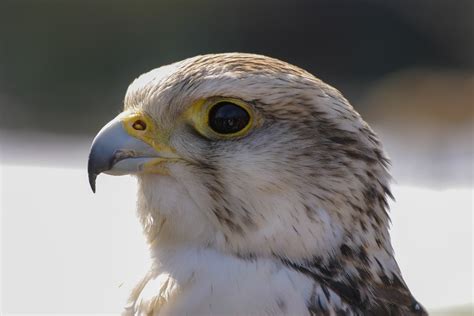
185 97 257 139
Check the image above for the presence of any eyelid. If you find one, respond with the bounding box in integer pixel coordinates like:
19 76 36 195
184 97 259 139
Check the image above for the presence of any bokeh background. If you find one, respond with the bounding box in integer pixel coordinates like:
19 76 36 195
1 0 472 314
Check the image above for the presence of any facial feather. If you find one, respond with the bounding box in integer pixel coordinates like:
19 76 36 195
126 54 388 258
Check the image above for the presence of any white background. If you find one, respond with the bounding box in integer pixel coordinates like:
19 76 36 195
1 133 472 314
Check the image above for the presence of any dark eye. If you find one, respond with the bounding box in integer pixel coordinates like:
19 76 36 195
208 102 250 134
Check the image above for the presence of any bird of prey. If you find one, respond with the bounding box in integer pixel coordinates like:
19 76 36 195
88 53 426 315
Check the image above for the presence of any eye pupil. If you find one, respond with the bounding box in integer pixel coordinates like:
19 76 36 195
209 102 250 134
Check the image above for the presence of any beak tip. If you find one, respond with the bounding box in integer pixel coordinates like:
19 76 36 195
88 172 97 193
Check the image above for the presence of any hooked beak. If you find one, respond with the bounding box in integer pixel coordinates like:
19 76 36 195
87 112 178 193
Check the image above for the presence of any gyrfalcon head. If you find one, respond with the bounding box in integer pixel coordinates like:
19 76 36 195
88 53 425 315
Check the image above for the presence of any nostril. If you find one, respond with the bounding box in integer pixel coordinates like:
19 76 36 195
132 119 147 131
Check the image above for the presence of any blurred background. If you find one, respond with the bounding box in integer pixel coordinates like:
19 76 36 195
0 0 472 314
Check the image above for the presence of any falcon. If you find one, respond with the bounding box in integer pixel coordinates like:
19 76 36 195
88 53 426 315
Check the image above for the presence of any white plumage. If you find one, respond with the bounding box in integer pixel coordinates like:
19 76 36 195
88 53 426 315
